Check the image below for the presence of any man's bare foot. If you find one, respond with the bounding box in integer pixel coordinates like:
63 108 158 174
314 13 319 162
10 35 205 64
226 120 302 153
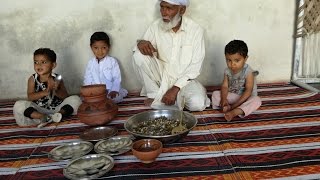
222 105 231 113
224 108 244 121
144 98 154 106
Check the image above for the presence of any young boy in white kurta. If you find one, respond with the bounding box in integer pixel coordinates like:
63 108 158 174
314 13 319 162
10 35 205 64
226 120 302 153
84 32 127 103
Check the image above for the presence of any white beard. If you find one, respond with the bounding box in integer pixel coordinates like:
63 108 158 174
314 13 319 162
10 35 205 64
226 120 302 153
160 13 182 31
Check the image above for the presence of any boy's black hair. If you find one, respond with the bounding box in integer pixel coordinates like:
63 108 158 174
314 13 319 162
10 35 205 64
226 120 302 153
90 31 111 46
33 48 57 63
225 40 248 58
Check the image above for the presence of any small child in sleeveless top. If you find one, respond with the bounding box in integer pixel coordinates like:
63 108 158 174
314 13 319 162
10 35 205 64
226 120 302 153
211 40 262 121
13 48 81 127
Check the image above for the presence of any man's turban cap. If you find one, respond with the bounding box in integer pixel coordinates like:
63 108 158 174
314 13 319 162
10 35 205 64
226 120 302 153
160 0 190 7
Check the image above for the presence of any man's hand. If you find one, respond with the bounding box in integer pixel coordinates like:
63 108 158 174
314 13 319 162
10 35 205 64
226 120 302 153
161 86 180 105
137 40 157 56
108 91 119 99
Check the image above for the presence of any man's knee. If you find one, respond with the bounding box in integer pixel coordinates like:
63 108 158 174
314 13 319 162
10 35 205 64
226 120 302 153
187 96 207 111
133 50 146 67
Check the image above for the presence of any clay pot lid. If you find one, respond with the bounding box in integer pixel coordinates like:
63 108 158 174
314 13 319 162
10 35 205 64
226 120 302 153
80 84 106 97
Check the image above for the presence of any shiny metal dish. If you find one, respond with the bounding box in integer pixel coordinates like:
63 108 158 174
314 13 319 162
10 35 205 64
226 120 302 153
63 154 114 180
79 126 118 141
124 109 197 143
94 135 133 156
48 141 93 161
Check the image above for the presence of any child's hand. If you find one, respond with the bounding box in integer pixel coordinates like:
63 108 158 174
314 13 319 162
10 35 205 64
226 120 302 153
53 80 60 90
220 99 230 113
48 77 60 91
222 105 231 113
108 91 119 99
47 77 55 91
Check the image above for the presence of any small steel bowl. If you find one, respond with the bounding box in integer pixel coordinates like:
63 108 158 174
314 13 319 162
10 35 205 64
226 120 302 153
124 109 197 143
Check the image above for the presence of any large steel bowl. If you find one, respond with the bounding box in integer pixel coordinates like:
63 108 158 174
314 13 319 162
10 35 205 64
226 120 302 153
124 110 197 143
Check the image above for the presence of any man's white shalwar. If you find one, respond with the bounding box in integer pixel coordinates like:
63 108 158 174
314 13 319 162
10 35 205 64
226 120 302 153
133 16 210 111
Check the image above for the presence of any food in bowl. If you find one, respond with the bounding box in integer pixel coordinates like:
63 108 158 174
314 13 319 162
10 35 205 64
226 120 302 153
132 116 187 136
125 110 197 143
132 139 162 163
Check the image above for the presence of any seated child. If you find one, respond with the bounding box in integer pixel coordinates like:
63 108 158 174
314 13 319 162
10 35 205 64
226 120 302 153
83 31 128 103
211 40 262 121
13 48 81 127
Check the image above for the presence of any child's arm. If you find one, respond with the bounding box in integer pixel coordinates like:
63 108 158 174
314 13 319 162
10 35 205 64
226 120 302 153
52 79 68 99
230 72 254 109
220 74 229 108
108 58 121 93
27 76 50 101
108 91 119 98
83 61 93 85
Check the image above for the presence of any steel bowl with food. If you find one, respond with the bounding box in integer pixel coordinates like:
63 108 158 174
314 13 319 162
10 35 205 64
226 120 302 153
124 109 197 143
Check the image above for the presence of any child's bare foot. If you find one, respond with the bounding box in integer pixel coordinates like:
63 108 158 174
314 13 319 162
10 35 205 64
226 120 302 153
222 105 231 113
224 108 244 121
144 98 154 106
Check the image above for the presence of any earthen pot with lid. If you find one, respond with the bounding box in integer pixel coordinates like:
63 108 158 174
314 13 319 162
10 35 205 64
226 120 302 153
78 84 118 126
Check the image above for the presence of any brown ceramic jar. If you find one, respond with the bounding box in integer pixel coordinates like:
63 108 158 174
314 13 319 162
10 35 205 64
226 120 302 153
78 85 118 126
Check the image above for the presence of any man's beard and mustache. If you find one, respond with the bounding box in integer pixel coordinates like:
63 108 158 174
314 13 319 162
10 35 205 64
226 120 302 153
160 13 182 31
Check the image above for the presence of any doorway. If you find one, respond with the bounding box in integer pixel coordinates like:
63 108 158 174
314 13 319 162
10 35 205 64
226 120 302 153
292 0 320 92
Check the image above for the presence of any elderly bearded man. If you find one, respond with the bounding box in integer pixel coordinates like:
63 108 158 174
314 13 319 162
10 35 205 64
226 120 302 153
132 0 210 111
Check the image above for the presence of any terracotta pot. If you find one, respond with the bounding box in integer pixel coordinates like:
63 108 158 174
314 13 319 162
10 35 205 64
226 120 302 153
80 84 106 98
82 93 106 103
132 139 163 164
78 99 118 126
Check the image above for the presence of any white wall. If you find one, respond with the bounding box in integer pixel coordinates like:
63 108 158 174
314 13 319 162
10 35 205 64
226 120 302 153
0 0 296 99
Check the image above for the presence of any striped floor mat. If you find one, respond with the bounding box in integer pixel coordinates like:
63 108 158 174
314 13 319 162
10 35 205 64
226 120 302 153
1 83 320 179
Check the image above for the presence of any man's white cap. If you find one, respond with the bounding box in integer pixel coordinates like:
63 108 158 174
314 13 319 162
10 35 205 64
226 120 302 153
159 0 190 6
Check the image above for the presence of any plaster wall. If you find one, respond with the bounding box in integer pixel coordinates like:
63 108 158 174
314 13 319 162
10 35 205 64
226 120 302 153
0 0 295 99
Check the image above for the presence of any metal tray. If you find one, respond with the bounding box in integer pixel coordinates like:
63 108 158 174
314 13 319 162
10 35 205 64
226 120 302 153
48 141 93 161
79 126 118 142
94 136 133 156
63 154 114 180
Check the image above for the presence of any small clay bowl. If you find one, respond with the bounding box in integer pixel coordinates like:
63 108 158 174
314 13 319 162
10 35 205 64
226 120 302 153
132 139 162 164
80 84 106 97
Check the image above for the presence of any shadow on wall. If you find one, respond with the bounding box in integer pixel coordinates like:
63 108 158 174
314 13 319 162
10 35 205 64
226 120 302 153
0 3 118 96
0 5 115 55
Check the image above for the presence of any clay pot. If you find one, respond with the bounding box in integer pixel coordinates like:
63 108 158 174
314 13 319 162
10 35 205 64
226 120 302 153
132 139 163 164
78 99 118 126
82 93 106 103
80 84 106 98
